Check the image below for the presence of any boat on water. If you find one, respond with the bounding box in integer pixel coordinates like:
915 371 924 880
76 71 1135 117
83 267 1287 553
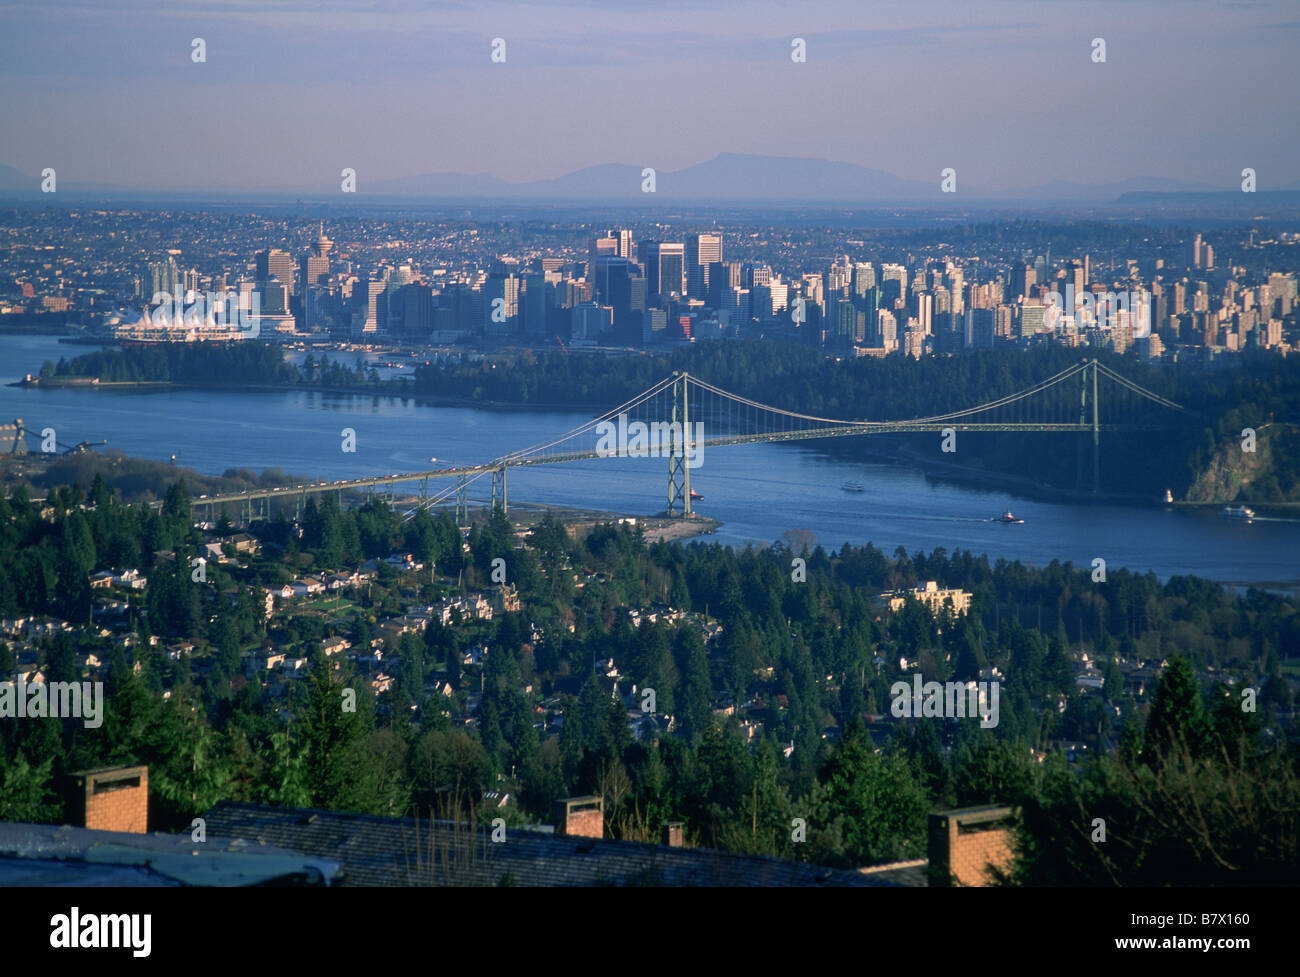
842 481 865 493
1221 505 1255 521
690 489 704 501
994 510 1024 524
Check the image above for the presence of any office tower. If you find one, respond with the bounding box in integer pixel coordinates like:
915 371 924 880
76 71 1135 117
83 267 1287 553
827 259 851 296
751 284 772 321
1268 273 1296 315
589 233 619 267
400 283 434 338
256 249 294 291
626 275 647 315
484 267 521 336
686 233 722 299
262 279 289 316
855 283 879 328
379 265 414 334
636 308 664 343
571 302 612 340
617 229 635 260
594 257 646 342
969 308 995 349
725 286 750 323
445 282 482 333
301 285 334 334
880 263 907 307
904 322 925 358
877 309 897 349
946 267 965 315
689 240 715 299
769 281 789 315
300 224 332 289
852 262 876 296
1266 319 1283 347
744 264 773 289
916 292 932 335
995 304 1013 340
1018 300 1046 338
708 261 740 308
907 276 926 315
517 274 544 336
139 257 181 301
592 255 632 306
300 253 329 289
641 242 685 301
1066 262 1084 307
832 299 855 344
351 278 385 337
799 273 824 311
1189 234 1204 269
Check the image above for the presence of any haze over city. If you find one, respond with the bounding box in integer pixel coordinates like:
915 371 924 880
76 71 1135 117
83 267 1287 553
2 0 1299 196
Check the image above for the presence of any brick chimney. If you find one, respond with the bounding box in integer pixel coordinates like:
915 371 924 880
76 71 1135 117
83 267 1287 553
554 795 603 839
67 766 148 834
927 805 1015 886
662 822 684 847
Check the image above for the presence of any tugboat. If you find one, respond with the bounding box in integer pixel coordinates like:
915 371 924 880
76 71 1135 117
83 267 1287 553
1221 505 1255 521
994 510 1024 524
690 489 704 501
842 481 866 493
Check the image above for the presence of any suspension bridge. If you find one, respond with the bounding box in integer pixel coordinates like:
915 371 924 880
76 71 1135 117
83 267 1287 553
182 358 1184 523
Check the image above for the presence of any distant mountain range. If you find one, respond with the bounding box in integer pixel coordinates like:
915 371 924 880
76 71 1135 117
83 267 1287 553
2 153 1298 205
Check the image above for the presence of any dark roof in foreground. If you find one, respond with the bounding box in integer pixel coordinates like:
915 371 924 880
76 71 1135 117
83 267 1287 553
0 820 342 886
203 801 899 887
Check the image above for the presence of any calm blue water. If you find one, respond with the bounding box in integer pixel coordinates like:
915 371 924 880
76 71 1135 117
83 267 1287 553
3 334 1298 590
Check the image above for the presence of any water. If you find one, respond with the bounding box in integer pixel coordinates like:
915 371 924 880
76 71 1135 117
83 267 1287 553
3 334 1298 590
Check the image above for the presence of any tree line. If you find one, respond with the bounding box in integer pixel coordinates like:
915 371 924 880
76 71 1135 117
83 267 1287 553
1 482 1296 881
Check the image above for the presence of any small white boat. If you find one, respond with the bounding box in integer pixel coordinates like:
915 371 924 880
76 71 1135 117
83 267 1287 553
1221 505 1255 521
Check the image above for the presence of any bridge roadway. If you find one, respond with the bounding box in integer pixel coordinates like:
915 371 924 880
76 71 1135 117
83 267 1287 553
176 420 1154 511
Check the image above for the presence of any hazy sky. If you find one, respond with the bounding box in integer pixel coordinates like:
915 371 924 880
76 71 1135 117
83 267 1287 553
2 0 1298 193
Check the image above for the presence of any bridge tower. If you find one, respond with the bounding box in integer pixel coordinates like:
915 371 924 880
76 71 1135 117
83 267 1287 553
666 372 692 517
491 465 508 516
1076 358 1101 494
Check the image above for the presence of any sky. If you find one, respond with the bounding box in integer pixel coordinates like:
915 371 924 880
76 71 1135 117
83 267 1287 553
1 0 1298 194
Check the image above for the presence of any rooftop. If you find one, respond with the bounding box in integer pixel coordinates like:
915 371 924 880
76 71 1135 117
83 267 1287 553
202 801 900 887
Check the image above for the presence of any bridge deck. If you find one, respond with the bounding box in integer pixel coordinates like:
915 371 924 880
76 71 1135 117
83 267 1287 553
180 421 1167 509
